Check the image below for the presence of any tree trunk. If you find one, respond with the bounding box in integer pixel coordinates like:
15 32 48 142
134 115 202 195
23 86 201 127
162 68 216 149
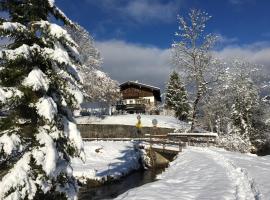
190 98 199 132
190 86 204 132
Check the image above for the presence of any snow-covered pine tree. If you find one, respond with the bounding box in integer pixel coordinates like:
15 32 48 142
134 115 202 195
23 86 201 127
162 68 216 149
165 71 190 121
230 77 259 151
0 1 84 199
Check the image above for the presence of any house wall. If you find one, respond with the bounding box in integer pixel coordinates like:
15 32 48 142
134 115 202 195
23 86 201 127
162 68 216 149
143 96 155 104
121 87 154 99
123 96 155 105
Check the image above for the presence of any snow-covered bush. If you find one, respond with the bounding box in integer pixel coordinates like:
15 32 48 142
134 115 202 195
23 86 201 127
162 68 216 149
218 134 253 153
205 60 270 153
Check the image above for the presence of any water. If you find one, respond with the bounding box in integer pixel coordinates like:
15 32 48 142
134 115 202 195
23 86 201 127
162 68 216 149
78 168 164 200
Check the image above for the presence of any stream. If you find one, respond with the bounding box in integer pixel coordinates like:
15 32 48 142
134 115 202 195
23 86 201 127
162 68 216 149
78 168 164 200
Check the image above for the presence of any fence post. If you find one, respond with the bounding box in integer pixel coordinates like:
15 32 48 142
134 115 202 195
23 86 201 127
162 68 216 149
163 141 165 151
179 140 182 152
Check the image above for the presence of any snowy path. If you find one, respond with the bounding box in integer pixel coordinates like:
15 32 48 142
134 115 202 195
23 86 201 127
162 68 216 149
116 147 270 200
197 148 261 200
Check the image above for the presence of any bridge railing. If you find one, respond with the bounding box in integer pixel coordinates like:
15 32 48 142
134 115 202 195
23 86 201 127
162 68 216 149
81 132 218 153
167 132 218 147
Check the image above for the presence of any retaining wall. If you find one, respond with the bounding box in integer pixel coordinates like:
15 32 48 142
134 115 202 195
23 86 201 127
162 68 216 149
77 124 174 138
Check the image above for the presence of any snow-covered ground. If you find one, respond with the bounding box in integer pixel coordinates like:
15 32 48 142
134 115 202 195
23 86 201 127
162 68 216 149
116 147 270 200
76 114 189 130
71 141 141 183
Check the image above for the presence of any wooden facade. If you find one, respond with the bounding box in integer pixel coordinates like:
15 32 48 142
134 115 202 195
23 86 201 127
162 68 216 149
117 81 161 114
122 87 154 99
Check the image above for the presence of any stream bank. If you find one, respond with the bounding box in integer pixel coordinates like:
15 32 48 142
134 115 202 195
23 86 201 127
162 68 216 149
77 143 177 200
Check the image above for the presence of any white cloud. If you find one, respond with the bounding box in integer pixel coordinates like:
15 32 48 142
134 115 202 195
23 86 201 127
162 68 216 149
214 42 270 67
96 40 171 91
124 0 179 23
95 39 270 93
217 34 238 45
86 0 182 24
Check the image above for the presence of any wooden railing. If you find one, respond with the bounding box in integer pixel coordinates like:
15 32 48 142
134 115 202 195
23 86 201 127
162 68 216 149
82 132 218 153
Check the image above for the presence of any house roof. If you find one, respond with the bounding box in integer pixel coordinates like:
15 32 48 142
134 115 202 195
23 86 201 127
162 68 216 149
119 81 161 102
119 81 160 91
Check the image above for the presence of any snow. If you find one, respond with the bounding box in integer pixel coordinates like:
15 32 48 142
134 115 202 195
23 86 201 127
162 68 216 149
44 44 81 82
22 68 50 91
0 22 26 32
0 133 22 156
34 129 58 176
168 132 218 137
76 114 190 130
0 87 23 103
120 81 160 90
0 88 16 102
0 44 33 60
64 118 84 158
68 86 84 105
44 45 71 65
35 97 57 122
71 141 141 183
95 70 107 78
48 0 55 7
0 153 37 200
117 147 270 200
35 21 75 46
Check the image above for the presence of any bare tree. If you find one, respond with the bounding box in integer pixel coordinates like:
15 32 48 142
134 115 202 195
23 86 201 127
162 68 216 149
172 9 220 131
65 24 120 104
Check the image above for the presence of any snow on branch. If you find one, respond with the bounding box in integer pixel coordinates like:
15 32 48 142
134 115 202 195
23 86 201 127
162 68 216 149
34 128 58 176
52 6 74 27
0 22 29 38
0 87 23 103
0 22 27 32
63 118 84 160
34 21 77 47
35 97 58 122
0 132 23 157
22 68 50 92
0 153 37 200
0 44 37 60
48 0 55 8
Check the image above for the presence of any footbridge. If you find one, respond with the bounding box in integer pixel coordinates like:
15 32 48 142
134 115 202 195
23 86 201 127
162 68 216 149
82 132 218 155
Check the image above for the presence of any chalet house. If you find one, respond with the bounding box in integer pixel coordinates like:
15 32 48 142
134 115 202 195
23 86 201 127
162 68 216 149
117 81 161 114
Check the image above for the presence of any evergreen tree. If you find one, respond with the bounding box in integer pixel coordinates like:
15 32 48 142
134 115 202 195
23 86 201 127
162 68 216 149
165 71 190 121
0 1 84 199
230 76 260 152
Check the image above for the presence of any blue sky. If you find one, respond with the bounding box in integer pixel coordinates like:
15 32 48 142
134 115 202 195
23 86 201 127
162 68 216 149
56 0 270 90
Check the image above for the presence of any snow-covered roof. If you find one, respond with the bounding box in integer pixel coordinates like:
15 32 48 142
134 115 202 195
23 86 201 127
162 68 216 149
120 81 160 91
120 81 161 101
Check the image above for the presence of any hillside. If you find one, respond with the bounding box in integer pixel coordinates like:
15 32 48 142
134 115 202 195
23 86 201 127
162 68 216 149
76 114 190 131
